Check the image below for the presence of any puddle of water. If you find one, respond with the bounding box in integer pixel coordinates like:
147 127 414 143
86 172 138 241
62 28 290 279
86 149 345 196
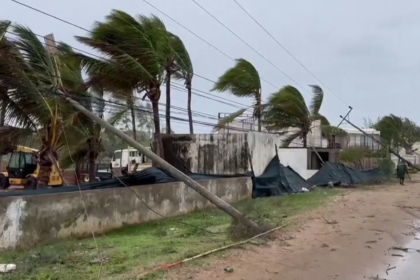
377 235 420 280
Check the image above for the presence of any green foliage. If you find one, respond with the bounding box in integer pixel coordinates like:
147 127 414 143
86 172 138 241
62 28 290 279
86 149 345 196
211 58 262 131
0 189 339 280
262 85 341 147
374 114 420 152
340 147 369 163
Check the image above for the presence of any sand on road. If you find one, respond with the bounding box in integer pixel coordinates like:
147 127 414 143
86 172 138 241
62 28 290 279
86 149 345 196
167 180 420 280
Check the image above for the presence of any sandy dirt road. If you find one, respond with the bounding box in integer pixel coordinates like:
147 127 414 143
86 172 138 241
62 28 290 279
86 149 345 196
167 180 420 280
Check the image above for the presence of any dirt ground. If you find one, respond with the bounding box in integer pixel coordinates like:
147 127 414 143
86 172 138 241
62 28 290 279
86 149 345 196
166 180 420 280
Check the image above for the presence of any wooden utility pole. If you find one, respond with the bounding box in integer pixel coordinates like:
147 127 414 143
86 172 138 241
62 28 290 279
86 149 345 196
340 115 420 171
65 96 260 231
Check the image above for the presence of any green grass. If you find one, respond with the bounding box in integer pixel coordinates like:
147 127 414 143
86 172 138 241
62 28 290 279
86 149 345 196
0 189 339 280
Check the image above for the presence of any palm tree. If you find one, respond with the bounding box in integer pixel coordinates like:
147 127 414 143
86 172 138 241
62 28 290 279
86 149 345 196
374 115 420 154
167 33 194 134
263 85 345 147
0 24 72 186
211 58 262 132
0 20 14 128
74 11 171 157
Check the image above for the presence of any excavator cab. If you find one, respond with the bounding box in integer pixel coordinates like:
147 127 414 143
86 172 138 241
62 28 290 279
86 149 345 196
0 146 63 190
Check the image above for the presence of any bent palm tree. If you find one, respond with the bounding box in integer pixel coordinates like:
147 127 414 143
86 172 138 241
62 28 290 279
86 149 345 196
169 33 194 134
211 59 262 132
374 115 420 154
74 11 170 157
263 85 345 147
0 25 71 186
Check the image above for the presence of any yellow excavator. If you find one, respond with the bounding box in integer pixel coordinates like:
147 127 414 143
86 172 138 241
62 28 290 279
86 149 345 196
0 145 63 190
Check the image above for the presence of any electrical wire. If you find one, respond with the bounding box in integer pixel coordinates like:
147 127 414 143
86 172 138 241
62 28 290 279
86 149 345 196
231 0 349 106
4 15 329 123
0 70 327 146
8 0 277 101
191 0 312 97
4 28 248 111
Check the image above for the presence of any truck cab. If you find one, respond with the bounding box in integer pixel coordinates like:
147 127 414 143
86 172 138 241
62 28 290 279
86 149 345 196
111 147 151 175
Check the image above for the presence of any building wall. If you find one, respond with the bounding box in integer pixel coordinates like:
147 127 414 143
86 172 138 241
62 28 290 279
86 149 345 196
277 148 310 179
0 177 252 250
161 132 282 176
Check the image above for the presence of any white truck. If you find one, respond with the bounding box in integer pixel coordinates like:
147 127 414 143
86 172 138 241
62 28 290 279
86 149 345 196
111 147 152 176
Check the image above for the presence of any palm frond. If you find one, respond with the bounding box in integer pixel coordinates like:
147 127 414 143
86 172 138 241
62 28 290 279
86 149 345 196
308 85 324 116
263 86 309 131
212 108 247 133
280 131 302 148
211 58 261 98
0 20 11 42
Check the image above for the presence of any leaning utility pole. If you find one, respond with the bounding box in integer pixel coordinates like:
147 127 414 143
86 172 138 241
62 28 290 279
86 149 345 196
339 115 420 171
65 96 260 231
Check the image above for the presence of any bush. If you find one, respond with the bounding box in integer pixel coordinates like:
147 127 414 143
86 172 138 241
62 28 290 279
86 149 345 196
340 147 369 164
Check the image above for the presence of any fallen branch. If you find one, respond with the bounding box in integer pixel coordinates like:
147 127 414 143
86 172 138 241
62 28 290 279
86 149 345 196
386 265 396 275
391 246 420 253
138 223 288 279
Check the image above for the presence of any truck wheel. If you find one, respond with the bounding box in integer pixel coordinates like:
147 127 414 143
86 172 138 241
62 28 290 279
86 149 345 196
0 174 10 190
25 177 38 190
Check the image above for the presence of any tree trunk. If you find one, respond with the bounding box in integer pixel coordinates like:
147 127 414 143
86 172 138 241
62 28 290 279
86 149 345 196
186 79 194 134
0 100 6 126
38 148 52 187
303 134 307 148
89 154 95 183
130 105 137 141
75 161 82 184
151 96 164 158
0 99 5 171
165 71 171 134
256 96 262 132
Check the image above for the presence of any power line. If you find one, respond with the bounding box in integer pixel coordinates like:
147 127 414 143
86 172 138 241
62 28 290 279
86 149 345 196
8 1 331 120
191 0 312 97
9 0 278 97
232 0 349 106
4 29 248 110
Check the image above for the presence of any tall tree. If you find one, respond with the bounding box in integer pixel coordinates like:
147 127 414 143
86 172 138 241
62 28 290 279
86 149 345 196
169 33 194 134
74 11 170 157
263 85 342 147
211 59 262 132
374 115 420 154
0 25 72 186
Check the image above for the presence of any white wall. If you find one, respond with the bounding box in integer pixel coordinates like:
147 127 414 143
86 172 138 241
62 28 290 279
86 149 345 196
247 131 282 176
277 148 311 179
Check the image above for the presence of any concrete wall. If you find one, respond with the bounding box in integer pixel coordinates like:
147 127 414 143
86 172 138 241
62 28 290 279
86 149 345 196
162 132 282 176
0 177 252 250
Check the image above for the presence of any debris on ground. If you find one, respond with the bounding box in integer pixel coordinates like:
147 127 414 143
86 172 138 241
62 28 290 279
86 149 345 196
386 265 396 275
390 246 420 253
224 267 234 273
0 264 16 273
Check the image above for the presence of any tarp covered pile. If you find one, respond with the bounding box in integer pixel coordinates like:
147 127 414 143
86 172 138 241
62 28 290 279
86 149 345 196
307 162 383 187
0 155 382 199
252 154 309 197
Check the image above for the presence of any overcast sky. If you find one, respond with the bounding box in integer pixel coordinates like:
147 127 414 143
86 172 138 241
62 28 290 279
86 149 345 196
2 0 419 134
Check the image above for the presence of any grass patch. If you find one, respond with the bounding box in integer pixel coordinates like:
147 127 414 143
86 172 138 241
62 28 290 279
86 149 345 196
0 189 339 280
